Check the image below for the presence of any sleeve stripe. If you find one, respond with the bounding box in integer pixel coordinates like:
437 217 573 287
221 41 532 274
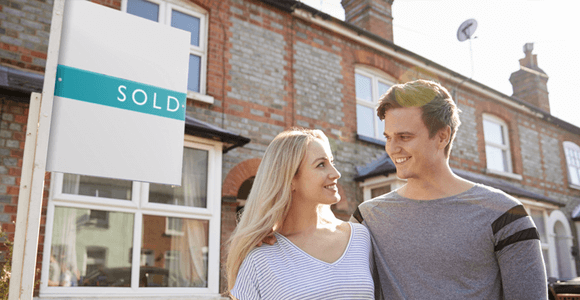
491 205 529 234
353 207 364 223
494 228 540 252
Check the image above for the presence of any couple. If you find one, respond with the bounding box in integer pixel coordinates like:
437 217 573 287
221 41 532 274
226 80 548 299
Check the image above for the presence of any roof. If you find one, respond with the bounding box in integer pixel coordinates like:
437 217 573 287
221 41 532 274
256 0 580 136
354 153 396 182
0 65 44 96
354 155 565 206
184 115 251 153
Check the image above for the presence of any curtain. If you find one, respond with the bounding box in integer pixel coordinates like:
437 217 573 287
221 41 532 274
50 207 80 286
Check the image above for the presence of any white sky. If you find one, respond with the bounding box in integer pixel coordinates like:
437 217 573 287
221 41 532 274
300 0 580 128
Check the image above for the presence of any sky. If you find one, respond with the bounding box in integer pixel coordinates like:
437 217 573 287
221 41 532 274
299 0 580 128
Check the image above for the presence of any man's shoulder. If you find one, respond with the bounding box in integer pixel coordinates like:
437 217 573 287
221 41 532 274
469 183 522 209
352 190 399 223
360 190 399 206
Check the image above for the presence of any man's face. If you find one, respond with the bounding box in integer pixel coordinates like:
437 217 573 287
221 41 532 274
383 107 443 180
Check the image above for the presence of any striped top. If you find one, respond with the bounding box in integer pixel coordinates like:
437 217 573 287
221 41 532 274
231 222 374 300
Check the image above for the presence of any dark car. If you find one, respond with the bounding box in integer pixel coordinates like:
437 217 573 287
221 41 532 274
80 266 169 287
549 277 580 300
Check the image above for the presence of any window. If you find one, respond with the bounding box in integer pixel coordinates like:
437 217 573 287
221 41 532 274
529 208 550 271
564 141 580 188
522 201 577 278
122 0 211 102
355 68 395 141
41 137 222 296
483 114 513 174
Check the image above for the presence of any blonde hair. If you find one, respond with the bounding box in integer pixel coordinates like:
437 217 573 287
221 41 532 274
226 128 328 293
377 79 461 157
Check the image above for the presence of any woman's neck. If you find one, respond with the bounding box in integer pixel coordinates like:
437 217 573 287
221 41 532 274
279 204 340 237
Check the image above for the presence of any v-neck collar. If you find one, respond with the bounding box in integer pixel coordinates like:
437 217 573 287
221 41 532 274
274 222 354 266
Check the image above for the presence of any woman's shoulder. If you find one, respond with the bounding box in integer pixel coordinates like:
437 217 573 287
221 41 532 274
349 222 372 244
350 221 370 235
244 241 282 264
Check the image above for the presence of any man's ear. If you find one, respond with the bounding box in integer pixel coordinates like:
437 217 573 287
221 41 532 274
438 126 451 149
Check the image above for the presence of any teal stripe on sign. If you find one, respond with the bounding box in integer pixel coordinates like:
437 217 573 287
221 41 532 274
54 65 186 121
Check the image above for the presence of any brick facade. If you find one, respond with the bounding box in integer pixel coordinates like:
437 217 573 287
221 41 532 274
1 0 580 297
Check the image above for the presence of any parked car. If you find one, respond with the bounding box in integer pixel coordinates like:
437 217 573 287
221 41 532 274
549 277 580 300
80 266 169 287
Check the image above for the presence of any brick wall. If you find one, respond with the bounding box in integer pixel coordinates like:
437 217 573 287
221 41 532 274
0 95 50 293
0 0 51 73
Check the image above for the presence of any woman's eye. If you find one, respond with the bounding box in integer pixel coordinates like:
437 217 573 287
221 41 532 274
317 162 325 167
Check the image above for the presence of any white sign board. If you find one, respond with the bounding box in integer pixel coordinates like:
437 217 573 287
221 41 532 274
47 0 190 185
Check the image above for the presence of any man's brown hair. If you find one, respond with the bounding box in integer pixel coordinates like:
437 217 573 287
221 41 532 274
377 79 461 157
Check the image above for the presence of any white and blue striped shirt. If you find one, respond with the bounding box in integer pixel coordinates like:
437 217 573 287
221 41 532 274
231 222 374 300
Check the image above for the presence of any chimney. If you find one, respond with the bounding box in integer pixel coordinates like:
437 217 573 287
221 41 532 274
341 0 394 42
509 43 550 113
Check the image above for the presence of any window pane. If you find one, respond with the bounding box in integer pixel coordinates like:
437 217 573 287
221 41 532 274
543 249 550 276
570 166 580 185
378 81 390 98
171 10 200 47
62 174 132 200
127 0 159 22
50 207 134 287
485 145 507 172
141 215 209 287
357 104 375 137
149 147 208 208
355 74 372 102
530 209 546 243
483 119 505 145
188 54 201 93
377 117 385 140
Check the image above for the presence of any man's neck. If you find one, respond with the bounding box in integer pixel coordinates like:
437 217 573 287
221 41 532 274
399 165 474 200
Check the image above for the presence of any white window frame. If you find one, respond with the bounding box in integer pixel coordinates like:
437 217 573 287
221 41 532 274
121 0 213 104
355 66 396 142
359 173 405 201
39 136 223 298
564 141 580 190
165 217 185 236
521 199 577 279
482 114 519 178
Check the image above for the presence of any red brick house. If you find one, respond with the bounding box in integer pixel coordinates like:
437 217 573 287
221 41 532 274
1 0 579 298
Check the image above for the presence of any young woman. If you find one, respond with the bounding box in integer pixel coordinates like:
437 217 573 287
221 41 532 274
226 128 374 300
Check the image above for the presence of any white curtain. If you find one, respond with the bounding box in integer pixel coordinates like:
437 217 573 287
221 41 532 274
167 148 209 286
50 207 80 286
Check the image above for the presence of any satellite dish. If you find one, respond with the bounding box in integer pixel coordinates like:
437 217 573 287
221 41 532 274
457 19 477 41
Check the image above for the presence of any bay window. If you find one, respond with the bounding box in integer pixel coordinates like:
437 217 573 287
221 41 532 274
41 137 222 297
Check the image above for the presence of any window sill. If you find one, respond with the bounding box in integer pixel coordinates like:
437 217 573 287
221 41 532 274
485 168 523 180
570 184 580 191
356 134 386 147
188 91 214 104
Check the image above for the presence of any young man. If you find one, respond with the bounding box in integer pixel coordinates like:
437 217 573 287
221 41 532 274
352 80 547 299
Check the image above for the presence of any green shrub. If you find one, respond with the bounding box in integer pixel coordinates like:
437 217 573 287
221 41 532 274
0 228 12 300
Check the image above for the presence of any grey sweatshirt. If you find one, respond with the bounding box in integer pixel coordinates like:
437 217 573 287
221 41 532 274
352 184 548 300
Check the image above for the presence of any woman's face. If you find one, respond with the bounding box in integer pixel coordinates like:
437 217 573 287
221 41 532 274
291 138 341 206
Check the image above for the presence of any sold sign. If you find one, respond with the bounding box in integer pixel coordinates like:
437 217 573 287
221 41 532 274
54 65 186 120
46 0 190 185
